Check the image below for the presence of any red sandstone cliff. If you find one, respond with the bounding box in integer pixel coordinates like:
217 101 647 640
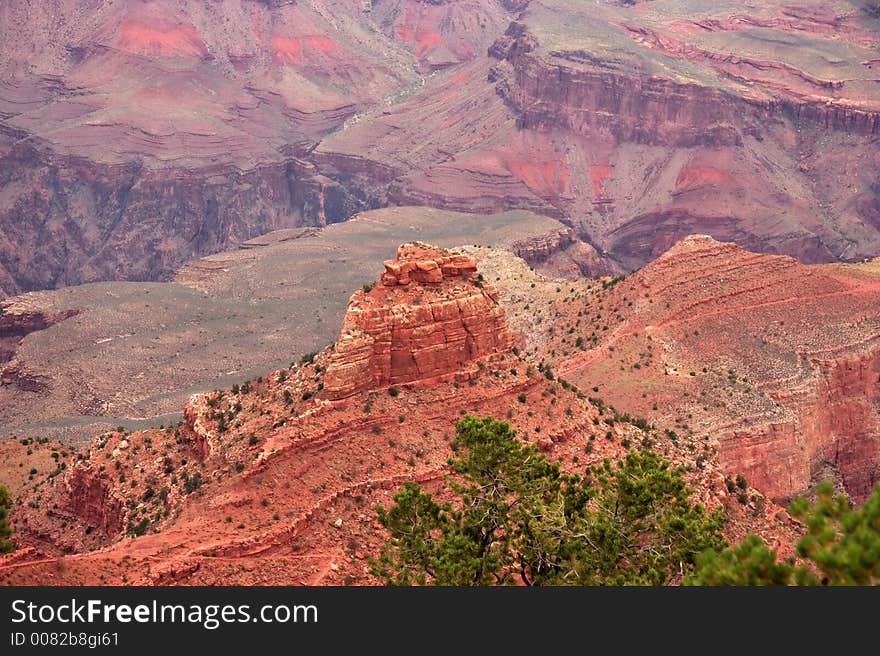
323 243 514 399
719 342 880 503
509 226 614 277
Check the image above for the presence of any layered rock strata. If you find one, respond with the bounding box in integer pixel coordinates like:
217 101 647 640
322 243 514 399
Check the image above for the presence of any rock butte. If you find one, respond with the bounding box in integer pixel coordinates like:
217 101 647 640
322 243 514 399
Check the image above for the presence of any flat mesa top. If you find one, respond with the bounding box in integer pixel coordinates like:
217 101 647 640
395 243 452 262
380 243 479 288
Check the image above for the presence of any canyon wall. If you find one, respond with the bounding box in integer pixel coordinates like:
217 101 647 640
0 138 374 296
490 21 880 148
722 344 880 503
809 346 880 500
64 467 127 541
491 32 748 147
552 233 880 505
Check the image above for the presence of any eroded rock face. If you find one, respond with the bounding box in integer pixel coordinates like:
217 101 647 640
0 143 371 297
65 467 127 541
546 233 880 503
11 464 127 554
181 398 214 462
722 344 880 503
322 243 514 399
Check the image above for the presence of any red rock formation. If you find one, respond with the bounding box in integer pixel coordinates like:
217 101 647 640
322 243 514 399
181 399 213 462
0 238 803 585
64 467 127 540
723 343 880 503
554 234 880 503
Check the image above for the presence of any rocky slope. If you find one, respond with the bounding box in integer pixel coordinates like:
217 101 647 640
0 238 800 585
481 234 880 503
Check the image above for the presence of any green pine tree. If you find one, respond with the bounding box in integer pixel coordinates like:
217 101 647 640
688 480 880 585
370 415 726 585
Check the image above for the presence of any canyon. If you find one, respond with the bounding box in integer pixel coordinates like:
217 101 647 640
3 0 880 296
1 0 880 587
0 238 828 585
